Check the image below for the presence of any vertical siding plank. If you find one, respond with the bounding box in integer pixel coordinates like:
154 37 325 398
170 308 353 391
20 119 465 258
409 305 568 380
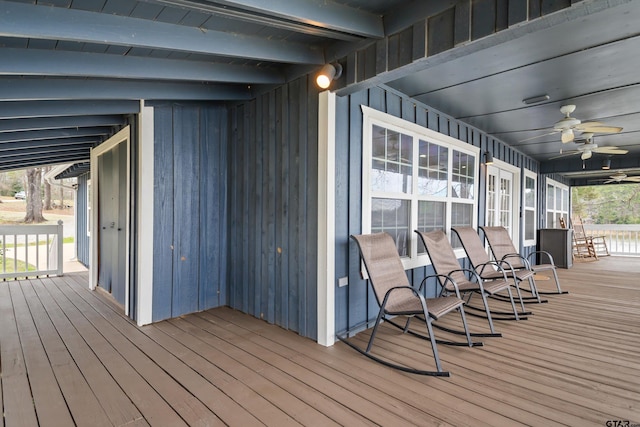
229 105 241 310
305 79 319 339
262 92 277 325
276 86 290 328
296 79 309 335
152 105 174 321
334 94 350 334
199 106 223 309
347 90 368 331
287 79 301 333
172 106 200 316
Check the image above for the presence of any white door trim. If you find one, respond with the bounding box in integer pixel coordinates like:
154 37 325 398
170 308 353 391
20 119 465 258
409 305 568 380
90 125 131 315
486 158 521 248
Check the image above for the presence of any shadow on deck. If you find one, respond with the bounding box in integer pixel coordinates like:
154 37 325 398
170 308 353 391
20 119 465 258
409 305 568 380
0 257 638 426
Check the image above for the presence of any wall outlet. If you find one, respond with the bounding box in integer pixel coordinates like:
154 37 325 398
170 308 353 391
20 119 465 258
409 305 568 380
338 276 349 287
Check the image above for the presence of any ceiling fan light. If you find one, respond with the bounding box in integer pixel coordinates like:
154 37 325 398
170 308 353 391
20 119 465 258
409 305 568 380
581 151 592 160
561 129 574 143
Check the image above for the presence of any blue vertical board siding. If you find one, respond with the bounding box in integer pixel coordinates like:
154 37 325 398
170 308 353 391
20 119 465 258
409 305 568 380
76 173 90 267
152 105 175 321
172 105 201 316
227 75 318 339
152 102 229 322
199 106 228 309
335 86 541 334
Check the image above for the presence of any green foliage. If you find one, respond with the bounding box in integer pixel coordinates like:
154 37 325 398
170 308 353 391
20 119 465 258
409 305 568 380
572 184 640 224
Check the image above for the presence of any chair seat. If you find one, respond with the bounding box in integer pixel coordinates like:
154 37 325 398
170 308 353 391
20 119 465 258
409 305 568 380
531 263 554 272
445 278 509 295
480 269 534 281
386 294 463 319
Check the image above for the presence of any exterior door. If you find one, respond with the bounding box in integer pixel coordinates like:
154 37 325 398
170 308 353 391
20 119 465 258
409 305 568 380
97 141 128 307
487 165 514 236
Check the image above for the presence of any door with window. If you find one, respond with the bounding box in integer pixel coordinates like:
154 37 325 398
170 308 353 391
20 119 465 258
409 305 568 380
486 161 520 245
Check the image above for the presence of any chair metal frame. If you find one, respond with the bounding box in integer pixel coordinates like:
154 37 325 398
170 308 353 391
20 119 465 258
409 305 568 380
415 230 520 335
340 232 479 376
480 226 566 296
452 226 534 315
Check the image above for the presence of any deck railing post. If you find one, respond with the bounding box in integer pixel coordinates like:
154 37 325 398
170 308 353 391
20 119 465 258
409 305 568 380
57 220 64 276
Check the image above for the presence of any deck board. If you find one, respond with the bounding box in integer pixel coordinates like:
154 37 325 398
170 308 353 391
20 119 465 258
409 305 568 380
0 256 639 426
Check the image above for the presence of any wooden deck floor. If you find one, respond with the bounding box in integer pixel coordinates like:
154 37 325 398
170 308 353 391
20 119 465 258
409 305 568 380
1 257 639 426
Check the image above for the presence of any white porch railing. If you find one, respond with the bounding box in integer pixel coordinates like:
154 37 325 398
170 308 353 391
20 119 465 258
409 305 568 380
582 224 640 256
0 220 64 279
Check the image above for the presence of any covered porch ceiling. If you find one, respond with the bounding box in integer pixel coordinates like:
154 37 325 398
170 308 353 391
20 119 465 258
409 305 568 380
0 0 639 184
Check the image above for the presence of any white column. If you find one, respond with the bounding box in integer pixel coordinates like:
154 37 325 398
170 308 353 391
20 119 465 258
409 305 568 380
317 91 336 346
137 101 154 325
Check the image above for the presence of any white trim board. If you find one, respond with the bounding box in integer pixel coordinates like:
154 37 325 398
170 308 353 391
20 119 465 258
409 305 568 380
89 125 132 315
137 102 154 325
317 91 336 347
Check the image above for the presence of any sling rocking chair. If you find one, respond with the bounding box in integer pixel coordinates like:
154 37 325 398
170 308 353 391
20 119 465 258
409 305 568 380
416 230 520 336
480 226 566 296
343 232 477 376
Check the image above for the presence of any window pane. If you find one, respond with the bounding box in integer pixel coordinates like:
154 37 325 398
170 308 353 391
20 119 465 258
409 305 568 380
562 189 569 211
547 184 554 209
416 201 446 253
555 186 562 211
370 126 412 194
451 203 473 248
547 212 554 228
452 150 475 199
525 176 535 208
371 198 410 257
525 210 535 240
418 139 448 196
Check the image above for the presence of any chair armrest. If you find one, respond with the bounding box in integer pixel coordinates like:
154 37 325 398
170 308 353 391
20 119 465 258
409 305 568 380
474 260 509 281
527 250 555 266
419 274 463 299
502 253 531 270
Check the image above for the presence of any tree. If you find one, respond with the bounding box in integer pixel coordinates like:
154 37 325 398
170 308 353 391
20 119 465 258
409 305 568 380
43 166 52 210
24 168 46 223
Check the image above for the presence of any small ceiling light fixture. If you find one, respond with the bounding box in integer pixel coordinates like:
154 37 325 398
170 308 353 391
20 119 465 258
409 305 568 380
522 94 550 105
484 151 494 165
561 128 574 143
602 158 611 170
316 63 342 89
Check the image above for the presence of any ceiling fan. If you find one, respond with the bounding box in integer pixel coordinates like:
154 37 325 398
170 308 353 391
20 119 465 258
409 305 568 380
549 133 628 160
522 104 623 143
604 172 640 184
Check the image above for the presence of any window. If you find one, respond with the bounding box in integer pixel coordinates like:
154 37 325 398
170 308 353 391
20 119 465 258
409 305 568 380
546 178 568 228
362 106 479 268
523 170 537 246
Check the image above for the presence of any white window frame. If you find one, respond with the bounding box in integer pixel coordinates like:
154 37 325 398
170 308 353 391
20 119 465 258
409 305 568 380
523 169 537 247
545 178 569 228
361 106 479 269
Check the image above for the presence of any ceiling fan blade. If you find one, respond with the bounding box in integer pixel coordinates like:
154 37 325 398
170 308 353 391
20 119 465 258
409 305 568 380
574 121 602 130
549 151 579 160
603 179 617 184
624 177 640 182
580 125 623 133
518 130 558 143
594 147 628 154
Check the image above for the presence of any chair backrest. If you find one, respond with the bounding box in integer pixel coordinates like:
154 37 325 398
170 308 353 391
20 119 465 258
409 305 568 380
415 230 466 284
451 227 491 268
480 226 519 263
571 216 588 239
350 233 410 308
